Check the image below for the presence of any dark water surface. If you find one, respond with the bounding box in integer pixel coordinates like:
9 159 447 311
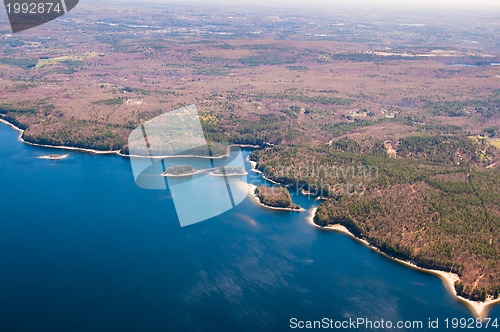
0 122 499 331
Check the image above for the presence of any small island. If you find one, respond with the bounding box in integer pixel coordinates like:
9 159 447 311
254 185 303 211
212 166 247 176
163 165 198 177
38 154 69 160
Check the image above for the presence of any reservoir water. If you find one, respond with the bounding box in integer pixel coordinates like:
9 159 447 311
0 121 499 331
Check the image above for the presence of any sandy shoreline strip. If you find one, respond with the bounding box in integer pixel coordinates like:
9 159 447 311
247 157 258 170
0 118 24 134
245 156 280 184
306 207 500 319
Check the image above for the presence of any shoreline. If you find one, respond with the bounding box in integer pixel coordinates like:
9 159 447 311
245 152 500 318
247 183 305 212
246 156 280 184
0 117 261 159
0 118 125 156
306 207 500 319
4 116 498 318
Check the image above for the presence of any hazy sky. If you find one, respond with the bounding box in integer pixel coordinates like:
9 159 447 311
139 0 500 11
298 0 499 10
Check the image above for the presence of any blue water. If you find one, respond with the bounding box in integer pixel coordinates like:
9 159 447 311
0 122 499 331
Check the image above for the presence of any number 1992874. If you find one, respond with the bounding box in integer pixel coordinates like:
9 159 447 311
5 2 62 14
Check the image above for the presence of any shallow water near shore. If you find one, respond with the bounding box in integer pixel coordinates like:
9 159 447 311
0 122 499 331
